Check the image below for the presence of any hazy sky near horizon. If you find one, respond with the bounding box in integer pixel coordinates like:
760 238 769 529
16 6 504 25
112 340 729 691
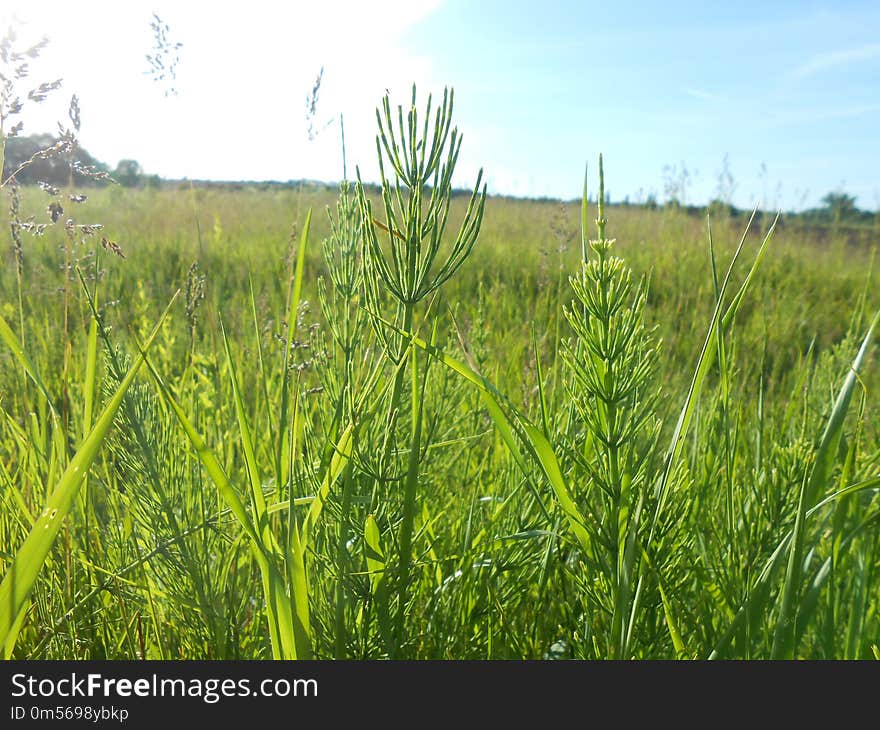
2 0 878 210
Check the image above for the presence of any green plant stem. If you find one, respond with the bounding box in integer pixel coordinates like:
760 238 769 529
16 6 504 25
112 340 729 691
608 396 627 659
379 302 414 480
334 459 354 658
393 334 423 657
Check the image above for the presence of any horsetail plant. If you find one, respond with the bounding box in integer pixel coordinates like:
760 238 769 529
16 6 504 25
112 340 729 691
356 85 486 656
357 85 485 337
319 180 365 359
317 178 369 657
560 155 662 658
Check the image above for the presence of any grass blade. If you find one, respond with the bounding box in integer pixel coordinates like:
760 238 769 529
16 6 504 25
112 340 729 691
300 423 355 549
220 320 276 554
805 310 879 509
277 209 312 484
651 210 776 537
0 313 59 417
771 310 879 659
0 294 177 650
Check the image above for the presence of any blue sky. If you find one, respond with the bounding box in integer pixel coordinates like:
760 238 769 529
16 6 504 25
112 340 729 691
402 0 880 210
3 0 878 210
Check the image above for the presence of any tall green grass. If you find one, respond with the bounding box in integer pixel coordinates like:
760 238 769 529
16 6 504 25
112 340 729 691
1 87 878 659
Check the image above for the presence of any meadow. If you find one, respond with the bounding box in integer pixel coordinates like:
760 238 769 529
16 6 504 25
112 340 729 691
1 90 879 660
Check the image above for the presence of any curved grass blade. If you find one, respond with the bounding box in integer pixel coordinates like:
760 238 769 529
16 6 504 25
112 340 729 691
277 209 312 484
0 293 177 652
364 514 386 596
652 210 777 538
300 423 354 550
142 354 304 659
220 319 276 554
771 309 879 659
709 466 880 658
805 310 879 509
0 313 59 418
142 359 261 550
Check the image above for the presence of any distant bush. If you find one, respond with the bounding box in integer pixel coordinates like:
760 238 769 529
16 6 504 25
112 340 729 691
113 158 144 187
707 198 737 218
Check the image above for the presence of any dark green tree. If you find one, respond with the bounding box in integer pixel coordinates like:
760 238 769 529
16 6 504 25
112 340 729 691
821 191 858 224
113 159 144 187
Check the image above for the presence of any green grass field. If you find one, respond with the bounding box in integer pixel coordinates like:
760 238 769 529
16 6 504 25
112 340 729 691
1 103 879 659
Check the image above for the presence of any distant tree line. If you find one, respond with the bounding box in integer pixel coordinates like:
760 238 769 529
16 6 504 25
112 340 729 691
700 192 876 227
632 193 876 228
797 192 875 226
2 135 877 228
1 134 149 188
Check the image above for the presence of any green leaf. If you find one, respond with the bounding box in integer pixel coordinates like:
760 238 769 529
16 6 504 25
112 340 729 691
143 358 262 551
364 514 386 595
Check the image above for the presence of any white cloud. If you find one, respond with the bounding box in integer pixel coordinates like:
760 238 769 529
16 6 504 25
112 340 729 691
790 42 880 79
684 88 724 103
